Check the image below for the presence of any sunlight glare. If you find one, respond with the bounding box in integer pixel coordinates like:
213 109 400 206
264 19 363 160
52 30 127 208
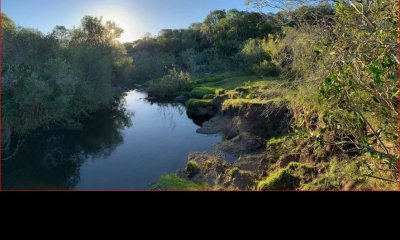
89 5 142 42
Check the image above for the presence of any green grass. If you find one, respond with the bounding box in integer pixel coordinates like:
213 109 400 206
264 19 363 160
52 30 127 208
186 98 213 105
222 98 281 111
188 71 283 100
189 87 216 99
257 162 314 190
257 168 292 190
157 174 211 191
193 71 267 90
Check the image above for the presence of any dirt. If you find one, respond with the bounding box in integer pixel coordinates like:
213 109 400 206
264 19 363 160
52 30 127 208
181 95 294 189
177 152 265 190
194 100 292 156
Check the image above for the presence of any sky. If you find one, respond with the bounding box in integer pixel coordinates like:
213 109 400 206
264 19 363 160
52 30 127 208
2 0 255 42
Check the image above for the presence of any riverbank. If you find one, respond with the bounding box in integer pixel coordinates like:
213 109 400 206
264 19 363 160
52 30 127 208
155 72 398 191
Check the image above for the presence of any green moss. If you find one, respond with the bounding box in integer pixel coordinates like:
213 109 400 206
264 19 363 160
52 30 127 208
257 169 295 190
267 136 289 147
157 174 211 191
190 87 216 99
222 98 276 111
186 98 213 106
186 160 200 177
215 88 225 96
302 158 361 190
257 162 314 190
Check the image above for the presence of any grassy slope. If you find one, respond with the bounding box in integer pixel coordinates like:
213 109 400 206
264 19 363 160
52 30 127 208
192 71 277 93
157 71 398 191
187 71 284 107
157 174 211 191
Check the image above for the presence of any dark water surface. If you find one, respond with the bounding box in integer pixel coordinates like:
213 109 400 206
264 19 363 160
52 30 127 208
2 90 223 190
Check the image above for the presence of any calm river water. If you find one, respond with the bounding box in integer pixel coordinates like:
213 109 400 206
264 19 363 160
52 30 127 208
2 90 224 190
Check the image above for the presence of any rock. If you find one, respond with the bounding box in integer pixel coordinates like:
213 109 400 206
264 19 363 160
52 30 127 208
186 100 216 120
221 169 256 190
179 153 228 185
217 132 265 156
177 152 264 190
196 116 238 138
174 95 187 101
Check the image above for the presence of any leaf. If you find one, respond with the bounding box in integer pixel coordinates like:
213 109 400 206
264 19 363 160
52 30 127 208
324 77 333 86
368 65 384 75
373 74 382 84
367 133 375 138
368 64 385 84
382 158 391 165
381 58 394 68
372 96 380 103
392 90 399 98
376 129 383 136
314 47 323 55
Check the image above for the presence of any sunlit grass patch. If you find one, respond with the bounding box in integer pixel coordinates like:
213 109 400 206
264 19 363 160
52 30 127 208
157 174 211 191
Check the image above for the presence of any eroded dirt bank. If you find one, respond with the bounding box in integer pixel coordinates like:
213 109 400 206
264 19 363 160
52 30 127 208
180 96 295 190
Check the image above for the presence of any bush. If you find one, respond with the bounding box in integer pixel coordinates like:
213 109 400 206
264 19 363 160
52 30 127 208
148 68 193 98
2 15 133 152
239 38 269 66
253 60 280 76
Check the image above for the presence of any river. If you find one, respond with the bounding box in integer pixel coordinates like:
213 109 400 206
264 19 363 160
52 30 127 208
2 90 226 190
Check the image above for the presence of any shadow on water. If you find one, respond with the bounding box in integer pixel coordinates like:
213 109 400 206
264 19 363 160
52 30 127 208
2 96 133 190
2 90 223 190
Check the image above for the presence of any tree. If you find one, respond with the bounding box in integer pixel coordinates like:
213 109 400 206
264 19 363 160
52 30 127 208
246 0 398 179
2 15 134 155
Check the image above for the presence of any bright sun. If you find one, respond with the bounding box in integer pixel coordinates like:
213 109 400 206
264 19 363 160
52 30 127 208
90 5 142 42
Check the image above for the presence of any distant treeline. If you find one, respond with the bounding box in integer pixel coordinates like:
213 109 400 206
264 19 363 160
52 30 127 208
124 6 334 83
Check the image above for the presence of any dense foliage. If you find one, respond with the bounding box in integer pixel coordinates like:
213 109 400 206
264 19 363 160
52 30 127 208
247 0 399 185
126 9 280 84
2 0 398 188
2 14 134 151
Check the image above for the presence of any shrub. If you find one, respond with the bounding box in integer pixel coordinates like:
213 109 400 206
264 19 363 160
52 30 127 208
253 60 280 76
239 38 269 67
148 68 193 98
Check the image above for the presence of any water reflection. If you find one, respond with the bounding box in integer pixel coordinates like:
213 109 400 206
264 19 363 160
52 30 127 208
2 96 133 190
2 90 222 190
154 103 186 130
